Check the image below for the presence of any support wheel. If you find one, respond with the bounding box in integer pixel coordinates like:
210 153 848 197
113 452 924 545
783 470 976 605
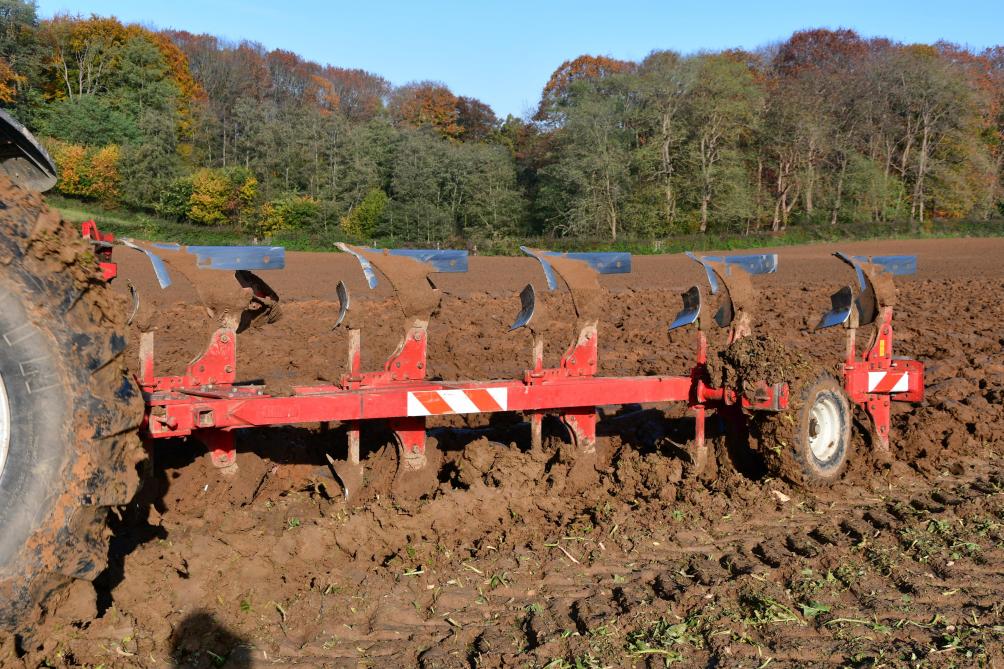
755 372 851 487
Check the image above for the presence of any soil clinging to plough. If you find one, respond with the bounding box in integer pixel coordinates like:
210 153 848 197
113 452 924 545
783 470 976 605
10 238 1004 668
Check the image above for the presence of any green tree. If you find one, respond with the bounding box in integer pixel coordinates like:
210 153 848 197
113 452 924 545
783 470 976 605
457 142 525 239
0 0 43 118
157 174 194 220
119 106 181 209
680 54 763 232
537 76 633 240
36 94 137 145
108 36 180 115
387 129 453 241
634 50 692 231
259 194 320 235
340 187 388 238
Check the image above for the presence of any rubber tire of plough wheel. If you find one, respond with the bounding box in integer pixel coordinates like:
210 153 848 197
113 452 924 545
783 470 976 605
0 178 143 634
757 372 851 487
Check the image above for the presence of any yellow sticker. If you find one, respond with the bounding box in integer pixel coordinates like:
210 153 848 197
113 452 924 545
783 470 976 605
879 340 886 357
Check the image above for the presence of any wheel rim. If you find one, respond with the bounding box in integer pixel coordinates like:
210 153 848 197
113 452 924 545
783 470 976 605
0 369 9 482
807 393 841 463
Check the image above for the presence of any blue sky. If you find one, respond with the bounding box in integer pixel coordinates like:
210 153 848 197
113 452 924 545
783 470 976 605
35 0 1004 118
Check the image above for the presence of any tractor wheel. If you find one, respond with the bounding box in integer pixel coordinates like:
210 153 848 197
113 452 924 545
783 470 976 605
754 371 852 487
0 178 143 634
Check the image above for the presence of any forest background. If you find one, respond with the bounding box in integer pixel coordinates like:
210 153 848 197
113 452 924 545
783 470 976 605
2 0 1002 251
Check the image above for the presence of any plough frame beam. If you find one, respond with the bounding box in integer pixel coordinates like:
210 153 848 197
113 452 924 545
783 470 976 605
86 220 922 488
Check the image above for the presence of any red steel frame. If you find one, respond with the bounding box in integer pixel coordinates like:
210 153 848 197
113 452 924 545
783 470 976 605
138 316 788 470
841 304 924 451
83 221 921 471
81 220 118 282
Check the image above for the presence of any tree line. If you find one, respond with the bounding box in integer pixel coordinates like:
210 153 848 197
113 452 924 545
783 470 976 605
1 1 1001 243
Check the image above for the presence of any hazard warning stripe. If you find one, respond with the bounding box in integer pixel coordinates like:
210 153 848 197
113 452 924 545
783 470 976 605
867 371 909 393
407 388 508 416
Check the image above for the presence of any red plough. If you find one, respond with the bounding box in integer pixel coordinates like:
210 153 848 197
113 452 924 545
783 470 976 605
816 253 925 454
84 223 923 492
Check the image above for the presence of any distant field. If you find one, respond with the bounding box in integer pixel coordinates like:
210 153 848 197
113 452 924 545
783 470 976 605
53 194 1004 255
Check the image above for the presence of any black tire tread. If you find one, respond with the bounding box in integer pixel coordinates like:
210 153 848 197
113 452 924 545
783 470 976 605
0 178 143 633
755 370 850 488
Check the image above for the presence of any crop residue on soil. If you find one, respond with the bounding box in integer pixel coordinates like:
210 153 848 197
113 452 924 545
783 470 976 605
10 237 1004 668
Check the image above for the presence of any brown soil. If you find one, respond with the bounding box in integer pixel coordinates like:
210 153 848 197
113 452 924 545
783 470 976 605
9 237 1004 668
706 334 811 394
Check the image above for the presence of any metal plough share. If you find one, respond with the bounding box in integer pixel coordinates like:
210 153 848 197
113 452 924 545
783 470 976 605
80 224 925 495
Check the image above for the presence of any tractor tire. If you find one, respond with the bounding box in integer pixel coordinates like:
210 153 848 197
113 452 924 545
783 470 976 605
0 177 143 634
753 371 852 487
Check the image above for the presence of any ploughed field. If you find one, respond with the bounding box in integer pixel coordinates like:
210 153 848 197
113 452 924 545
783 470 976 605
14 238 1004 668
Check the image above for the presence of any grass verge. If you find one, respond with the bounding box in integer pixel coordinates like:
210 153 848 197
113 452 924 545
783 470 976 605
51 195 1004 255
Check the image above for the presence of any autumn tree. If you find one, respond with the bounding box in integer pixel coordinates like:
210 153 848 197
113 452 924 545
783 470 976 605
389 81 462 140
983 46 1004 216
6 13 1003 241
322 66 388 121
37 14 129 100
535 54 634 126
0 0 39 109
0 56 21 101
455 95 498 142
169 33 269 165
186 166 257 226
46 138 121 203
879 45 987 225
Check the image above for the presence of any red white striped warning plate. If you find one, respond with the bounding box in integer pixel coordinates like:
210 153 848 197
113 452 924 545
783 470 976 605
407 388 508 416
867 371 909 393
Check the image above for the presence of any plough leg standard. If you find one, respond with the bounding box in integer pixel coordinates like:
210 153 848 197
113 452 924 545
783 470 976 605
0 106 930 635
83 224 924 492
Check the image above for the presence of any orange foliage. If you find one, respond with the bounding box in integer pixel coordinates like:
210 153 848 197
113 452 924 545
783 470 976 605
147 30 205 104
775 28 867 76
39 14 203 109
309 75 340 112
89 144 121 201
322 66 388 121
47 139 121 203
390 82 462 139
936 42 1003 133
38 14 137 99
146 29 204 134
0 58 24 103
536 54 634 119
265 48 343 112
164 30 389 121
